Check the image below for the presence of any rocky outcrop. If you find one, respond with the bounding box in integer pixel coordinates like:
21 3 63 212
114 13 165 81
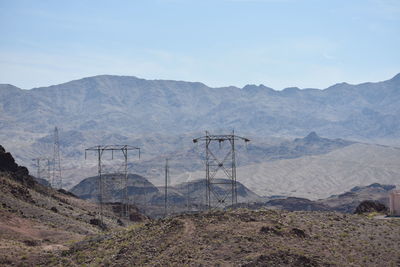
354 200 388 214
266 197 331 212
0 145 35 187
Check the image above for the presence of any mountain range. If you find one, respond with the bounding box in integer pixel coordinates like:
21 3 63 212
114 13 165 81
1 73 400 141
1 74 399 196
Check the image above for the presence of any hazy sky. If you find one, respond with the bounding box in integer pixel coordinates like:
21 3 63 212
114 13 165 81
0 0 399 89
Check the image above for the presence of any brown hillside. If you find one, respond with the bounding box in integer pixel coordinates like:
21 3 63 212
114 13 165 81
0 145 146 266
50 209 400 266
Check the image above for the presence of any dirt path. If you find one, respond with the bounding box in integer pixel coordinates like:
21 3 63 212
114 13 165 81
181 218 196 238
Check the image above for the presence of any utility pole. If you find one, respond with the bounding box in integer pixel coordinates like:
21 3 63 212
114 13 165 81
193 131 250 209
186 181 190 212
47 158 51 184
52 127 62 189
34 158 41 180
164 158 169 217
142 178 146 214
186 173 192 213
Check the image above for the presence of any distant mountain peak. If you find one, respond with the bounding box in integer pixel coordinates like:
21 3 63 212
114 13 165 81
350 183 396 192
282 87 300 92
326 82 351 90
0 84 22 92
242 84 274 92
390 72 400 82
303 131 320 142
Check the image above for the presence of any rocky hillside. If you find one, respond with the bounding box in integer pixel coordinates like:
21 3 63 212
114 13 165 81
45 209 400 266
0 145 145 266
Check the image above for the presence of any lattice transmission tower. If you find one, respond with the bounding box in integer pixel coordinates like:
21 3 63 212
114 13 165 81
52 127 62 189
193 131 250 209
164 158 170 217
32 157 51 183
85 145 140 223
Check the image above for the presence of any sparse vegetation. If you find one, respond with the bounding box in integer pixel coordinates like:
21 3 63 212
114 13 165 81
40 209 400 266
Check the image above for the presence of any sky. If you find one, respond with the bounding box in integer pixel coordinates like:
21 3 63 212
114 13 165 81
0 0 399 90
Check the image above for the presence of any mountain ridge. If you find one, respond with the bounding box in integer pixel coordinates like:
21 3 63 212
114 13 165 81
1 73 400 191
1 73 399 139
2 72 399 92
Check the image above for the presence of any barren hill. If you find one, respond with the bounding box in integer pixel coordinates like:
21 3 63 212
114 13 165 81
70 173 159 202
45 209 400 266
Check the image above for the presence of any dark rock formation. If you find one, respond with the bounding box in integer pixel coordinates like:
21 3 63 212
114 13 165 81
107 202 147 222
266 197 331 212
58 188 78 198
50 207 58 213
291 228 307 238
89 218 108 231
259 226 282 236
0 145 35 187
354 200 388 214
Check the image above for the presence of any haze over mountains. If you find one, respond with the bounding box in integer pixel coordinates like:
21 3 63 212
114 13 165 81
1 74 399 197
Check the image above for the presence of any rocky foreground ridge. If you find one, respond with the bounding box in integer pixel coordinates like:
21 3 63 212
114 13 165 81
48 209 400 266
